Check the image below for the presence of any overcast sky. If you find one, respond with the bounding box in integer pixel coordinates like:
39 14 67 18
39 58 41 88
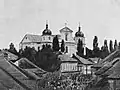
2 0 120 50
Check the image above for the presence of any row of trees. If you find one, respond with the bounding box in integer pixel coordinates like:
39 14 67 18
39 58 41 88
80 36 120 59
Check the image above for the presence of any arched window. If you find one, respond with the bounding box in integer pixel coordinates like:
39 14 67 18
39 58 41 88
48 36 50 40
65 33 68 41
66 46 68 53
43 37 45 40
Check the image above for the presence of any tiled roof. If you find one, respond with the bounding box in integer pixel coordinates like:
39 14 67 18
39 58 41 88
21 34 41 43
75 54 93 65
58 55 78 62
95 58 120 76
2 50 18 60
95 65 112 75
100 49 120 64
60 26 73 32
19 58 46 72
108 73 120 79
89 58 101 63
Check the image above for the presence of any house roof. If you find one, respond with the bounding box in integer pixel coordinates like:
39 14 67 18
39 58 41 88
95 65 112 75
95 58 120 76
100 49 120 64
20 34 41 43
89 58 101 63
58 55 78 62
19 58 46 73
108 73 120 79
2 50 18 60
75 54 93 65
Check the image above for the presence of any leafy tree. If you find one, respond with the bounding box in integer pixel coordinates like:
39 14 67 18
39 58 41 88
77 39 84 57
52 35 60 52
19 46 37 69
109 40 114 53
38 46 40 52
114 39 118 51
85 47 93 58
61 39 65 52
36 45 61 72
8 43 18 55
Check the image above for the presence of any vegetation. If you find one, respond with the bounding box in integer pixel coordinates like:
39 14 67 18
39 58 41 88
18 44 61 72
76 39 84 57
52 35 60 52
92 36 100 58
109 40 114 53
8 43 18 56
114 39 118 51
61 39 65 52
35 44 61 72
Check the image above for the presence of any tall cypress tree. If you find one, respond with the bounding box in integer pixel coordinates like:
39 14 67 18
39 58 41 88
52 35 60 51
93 36 98 50
61 39 65 52
114 40 118 51
109 40 114 53
92 36 100 57
100 40 110 59
118 42 120 49
77 39 84 57
103 40 109 58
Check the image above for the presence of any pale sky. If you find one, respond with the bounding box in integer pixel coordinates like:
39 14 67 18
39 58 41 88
2 0 120 50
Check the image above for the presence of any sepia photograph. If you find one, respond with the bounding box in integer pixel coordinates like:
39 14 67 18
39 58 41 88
1 0 120 90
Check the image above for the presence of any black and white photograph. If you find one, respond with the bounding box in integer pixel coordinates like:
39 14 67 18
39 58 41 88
1 0 120 90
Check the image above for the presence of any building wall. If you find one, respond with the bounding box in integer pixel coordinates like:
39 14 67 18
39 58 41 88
83 65 92 74
61 63 78 72
20 43 42 51
74 37 85 46
65 43 77 56
60 32 73 42
41 35 53 42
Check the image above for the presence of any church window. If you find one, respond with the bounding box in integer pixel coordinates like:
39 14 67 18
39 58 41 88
65 33 68 41
43 37 45 40
49 37 50 40
66 46 68 53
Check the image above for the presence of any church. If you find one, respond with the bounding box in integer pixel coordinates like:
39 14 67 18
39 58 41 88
19 22 86 56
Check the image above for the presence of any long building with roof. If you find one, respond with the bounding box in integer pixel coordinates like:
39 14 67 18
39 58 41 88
19 22 86 56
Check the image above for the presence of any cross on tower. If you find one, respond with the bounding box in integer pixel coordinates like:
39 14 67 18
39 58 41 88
64 20 69 27
46 20 48 24
65 23 67 27
79 22 80 27
78 22 81 31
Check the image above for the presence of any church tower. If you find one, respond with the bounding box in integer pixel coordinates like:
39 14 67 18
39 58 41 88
41 21 53 46
59 23 73 42
75 23 86 55
59 23 76 56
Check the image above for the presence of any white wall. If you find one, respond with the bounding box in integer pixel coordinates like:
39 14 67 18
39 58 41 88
41 35 53 42
61 63 78 72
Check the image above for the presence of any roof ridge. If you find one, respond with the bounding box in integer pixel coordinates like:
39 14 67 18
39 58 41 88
26 34 41 36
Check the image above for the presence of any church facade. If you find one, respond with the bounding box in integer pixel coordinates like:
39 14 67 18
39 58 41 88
19 23 86 56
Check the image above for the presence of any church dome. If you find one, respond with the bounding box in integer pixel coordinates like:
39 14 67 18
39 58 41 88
42 24 52 35
75 26 84 37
